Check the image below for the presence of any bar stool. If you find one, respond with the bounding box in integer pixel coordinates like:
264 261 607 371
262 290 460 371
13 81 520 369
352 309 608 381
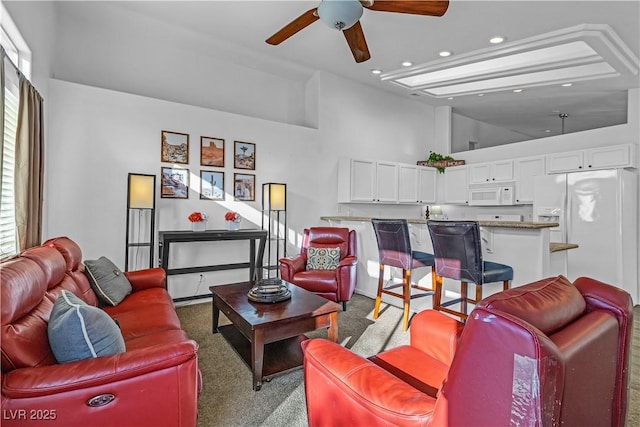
427 220 513 321
371 219 436 331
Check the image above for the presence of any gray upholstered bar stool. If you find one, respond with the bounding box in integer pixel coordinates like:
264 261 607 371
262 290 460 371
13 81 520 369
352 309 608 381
427 220 513 321
371 219 436 331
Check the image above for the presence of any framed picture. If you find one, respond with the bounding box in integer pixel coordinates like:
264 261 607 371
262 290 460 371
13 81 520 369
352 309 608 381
234 141 256 170
200 136 225 167
161 130 189 164
161 167 189 199
200 170 225 200
234 173 255 201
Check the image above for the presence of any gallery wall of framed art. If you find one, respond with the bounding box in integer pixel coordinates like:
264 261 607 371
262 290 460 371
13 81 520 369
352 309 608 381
159 130 258 202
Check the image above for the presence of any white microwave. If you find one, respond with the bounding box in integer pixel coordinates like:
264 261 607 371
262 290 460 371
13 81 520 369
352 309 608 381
468 184 515 206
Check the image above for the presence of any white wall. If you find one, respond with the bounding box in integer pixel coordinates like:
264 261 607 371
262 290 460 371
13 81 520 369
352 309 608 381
50 1 314 129
47 79 317 256
46 74 437 299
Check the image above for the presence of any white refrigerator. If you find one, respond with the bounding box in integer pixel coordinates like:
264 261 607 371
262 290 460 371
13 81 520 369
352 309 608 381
533 169 638 303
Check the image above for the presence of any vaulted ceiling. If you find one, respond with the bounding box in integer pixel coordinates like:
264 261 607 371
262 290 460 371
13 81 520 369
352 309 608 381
56 1 640 140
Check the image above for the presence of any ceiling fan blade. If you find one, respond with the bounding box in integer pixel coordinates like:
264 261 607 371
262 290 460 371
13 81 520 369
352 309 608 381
364 1 449 16
266 8 319 45
343 21 371 63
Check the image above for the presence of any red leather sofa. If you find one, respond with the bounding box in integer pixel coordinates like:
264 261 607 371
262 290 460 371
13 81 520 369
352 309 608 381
1 237 200 426
302 275 633 427
279 227 357 310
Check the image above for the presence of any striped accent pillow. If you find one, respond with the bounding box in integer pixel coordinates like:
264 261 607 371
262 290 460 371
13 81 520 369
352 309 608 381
47 290 125 363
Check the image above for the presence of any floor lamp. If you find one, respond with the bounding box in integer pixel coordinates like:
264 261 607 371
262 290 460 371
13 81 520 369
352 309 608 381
125 173 156 271
262 183 286 278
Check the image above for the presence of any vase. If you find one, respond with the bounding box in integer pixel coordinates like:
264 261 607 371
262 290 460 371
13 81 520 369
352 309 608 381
226 221 240 231
192 221 207 232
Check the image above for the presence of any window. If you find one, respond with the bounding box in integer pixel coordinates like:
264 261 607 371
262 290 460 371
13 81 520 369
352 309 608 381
1 56 19 257
1 5 30 257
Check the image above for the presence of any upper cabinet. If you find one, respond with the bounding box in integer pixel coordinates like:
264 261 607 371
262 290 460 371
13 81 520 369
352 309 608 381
546 144 636 174
339 159 436 204
546 151 584 173
468 160 514 184
397 165 437 204
417 167 437 204
338 158 375 202
397 164 418 203
585 145 636 170
514 156 545 204
376 161 398 203
443 165 469 204
338 158 398 203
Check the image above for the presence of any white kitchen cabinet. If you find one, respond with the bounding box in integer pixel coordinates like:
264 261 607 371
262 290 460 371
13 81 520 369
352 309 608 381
338 158 375 202
585 144 636 170
376 161 398 202
398 164 419 203
443 165 469 204
397 165 437 204
468 160 514 183
468 163 492 184
546 151 585 173
338 158 398 203
417 167 437 204
514 156 545 204
546 144 636 173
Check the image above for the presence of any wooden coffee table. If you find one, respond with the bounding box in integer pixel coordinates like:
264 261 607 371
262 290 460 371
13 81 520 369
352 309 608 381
210 280 341 391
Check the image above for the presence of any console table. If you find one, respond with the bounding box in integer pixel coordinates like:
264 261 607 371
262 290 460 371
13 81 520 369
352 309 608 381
159 229 267 302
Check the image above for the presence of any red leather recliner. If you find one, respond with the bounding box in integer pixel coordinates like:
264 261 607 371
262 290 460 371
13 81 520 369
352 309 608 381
302 275 633 426
1 237 200 426
279 227 357 310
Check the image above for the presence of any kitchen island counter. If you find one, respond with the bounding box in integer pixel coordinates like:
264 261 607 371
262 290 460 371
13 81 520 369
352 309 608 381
320 215 569 314
320 216 558 229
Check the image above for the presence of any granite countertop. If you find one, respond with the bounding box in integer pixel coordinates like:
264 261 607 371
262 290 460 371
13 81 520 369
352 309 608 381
320 216 559 229
550 242 579 252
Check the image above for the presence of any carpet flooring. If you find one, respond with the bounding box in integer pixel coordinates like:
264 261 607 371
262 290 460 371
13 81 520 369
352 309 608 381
176 294 640 427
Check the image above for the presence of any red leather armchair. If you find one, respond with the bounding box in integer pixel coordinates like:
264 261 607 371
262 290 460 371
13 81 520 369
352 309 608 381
1 237 200 427
279 227 357 310
302 275 633 427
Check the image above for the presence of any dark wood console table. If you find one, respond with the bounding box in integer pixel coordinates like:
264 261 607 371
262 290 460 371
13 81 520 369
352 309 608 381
159 229 267 302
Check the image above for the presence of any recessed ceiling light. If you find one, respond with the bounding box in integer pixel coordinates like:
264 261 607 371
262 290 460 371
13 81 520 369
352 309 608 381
439 51 452 57
401 61 413 67
371 69 382 75
561 83 573 87
545 129 552 133
489 36 506 44
477 93 484 96
447 97 454 100
513 89 523 93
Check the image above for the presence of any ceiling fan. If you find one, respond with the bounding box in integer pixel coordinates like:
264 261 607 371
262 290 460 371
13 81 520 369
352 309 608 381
266 0 450 63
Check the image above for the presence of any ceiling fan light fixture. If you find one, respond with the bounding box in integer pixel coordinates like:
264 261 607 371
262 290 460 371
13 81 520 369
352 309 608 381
317 0 363 31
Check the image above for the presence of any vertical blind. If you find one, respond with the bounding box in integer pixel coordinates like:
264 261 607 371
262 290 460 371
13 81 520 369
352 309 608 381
1 56 19 257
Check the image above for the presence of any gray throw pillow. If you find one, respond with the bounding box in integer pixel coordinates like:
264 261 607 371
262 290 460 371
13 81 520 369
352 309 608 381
84 256 132 306
48 290 125 364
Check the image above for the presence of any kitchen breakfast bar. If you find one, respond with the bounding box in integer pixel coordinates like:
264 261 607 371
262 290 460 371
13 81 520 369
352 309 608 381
320 216 577 313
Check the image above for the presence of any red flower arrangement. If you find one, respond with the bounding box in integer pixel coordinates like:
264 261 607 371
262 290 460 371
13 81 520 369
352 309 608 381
188 212 208 223
224 211 241 223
